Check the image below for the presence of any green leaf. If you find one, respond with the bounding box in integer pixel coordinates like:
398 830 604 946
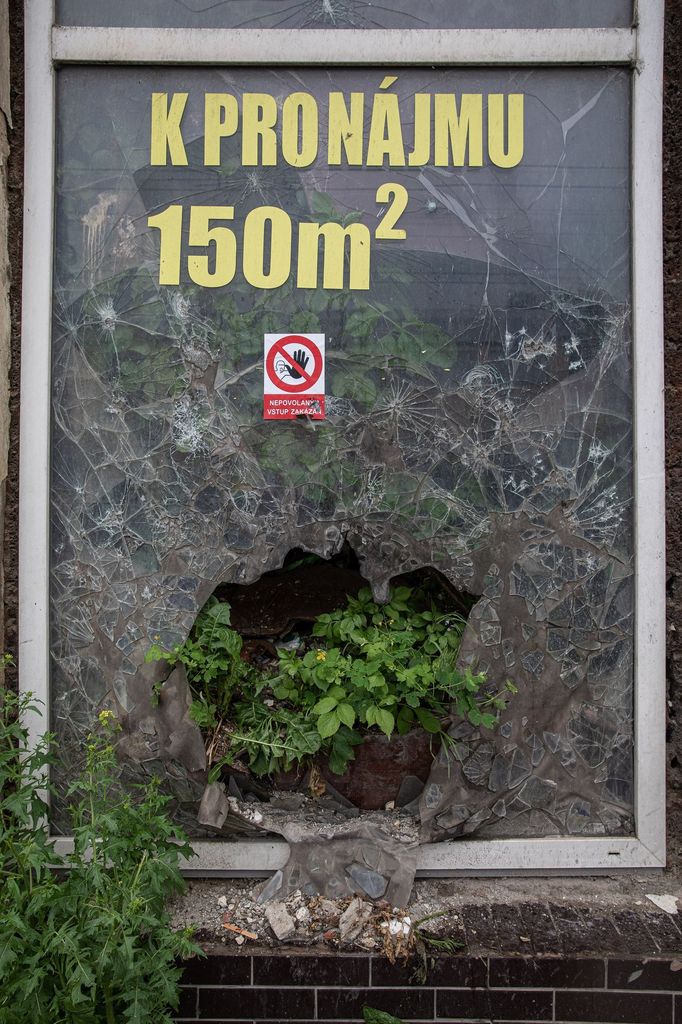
317 710 341 738
336 703 356 728
313 696 338 715
188 700 217 729
363 1007 405 1024
415 707 442 734
207 602 232 625
373 708 395 737
396 706 415 735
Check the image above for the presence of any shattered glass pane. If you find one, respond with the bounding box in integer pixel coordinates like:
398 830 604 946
50 65 634 847
57 0 633 29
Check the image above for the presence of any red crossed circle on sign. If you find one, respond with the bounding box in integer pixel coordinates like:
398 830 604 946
266 335 323 394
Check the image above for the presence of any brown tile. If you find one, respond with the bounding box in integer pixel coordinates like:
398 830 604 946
437 988 552 1021
176 986 198 1018
546 904 586 955
425 956 488 989
566 908 626 955
639 913 682 954
199 986 315 1020
517 902 561 955
317 986 434 1020
610 911 662 956
372 955 486 988
182 954 252 986
555 990 673 1023
253 953 368 987
608 958 682 990
486 904 530 953
459 903 494 952
490 956 605 989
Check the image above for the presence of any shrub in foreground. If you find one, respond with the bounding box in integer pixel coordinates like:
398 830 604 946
0 690 202 1024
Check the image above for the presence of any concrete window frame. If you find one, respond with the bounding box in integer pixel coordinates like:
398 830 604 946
20 0 666 876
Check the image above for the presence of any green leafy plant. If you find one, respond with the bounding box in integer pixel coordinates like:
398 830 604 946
0 692 202 1023
149 585 516 780
363 1009 405 1024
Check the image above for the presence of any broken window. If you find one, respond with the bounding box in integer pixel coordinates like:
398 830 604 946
56 0 633 29
21 0 664 883
49 63 636 849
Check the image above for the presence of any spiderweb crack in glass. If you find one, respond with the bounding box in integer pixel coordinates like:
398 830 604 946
49 65 634 844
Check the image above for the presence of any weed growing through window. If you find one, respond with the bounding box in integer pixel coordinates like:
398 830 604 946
148 585 516 780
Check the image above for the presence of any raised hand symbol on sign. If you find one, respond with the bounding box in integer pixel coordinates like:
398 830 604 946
285 349 310 379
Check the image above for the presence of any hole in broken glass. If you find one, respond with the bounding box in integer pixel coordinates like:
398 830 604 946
177 545 480 817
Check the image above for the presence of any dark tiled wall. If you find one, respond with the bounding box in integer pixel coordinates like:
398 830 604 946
176 952 682 1022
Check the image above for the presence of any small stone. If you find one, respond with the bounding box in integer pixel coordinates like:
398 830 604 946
395 775 425 807
235 934 245 945
339 897 372 944
265 902 296 940
217 895 228 908
295 906 310 922
269 794 306 811
346 863 388 900
384 800 395 810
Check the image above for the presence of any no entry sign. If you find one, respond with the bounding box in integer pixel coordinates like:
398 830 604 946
263 333 325 419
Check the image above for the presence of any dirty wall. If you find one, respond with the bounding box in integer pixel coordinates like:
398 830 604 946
664 0 682 868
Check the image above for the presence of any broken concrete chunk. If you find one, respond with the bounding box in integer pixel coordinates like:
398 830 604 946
318 898 340 918
265 901 296 940
346 862 388 900
197 782 231 830
338 896 372 943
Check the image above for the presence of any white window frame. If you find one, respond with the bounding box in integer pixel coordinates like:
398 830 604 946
20 0 666 875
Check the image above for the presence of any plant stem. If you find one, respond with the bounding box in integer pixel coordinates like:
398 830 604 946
104 984 116 1024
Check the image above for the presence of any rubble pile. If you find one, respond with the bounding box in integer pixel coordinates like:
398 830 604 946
173 879 428 958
